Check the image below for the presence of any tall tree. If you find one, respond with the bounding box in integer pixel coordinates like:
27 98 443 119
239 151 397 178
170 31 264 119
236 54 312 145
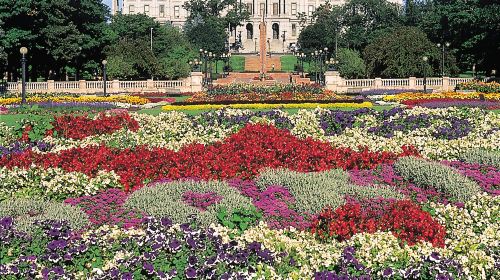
107 14 195 79
418 0 500 73
0 0 109 81
363 26 444 78
183 0 249 54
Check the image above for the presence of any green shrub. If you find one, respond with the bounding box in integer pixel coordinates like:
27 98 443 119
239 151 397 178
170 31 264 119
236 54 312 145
256 168 404 213
458 149 500 168
124 180 253 226
0 199 89 233
217 206 262 233
394 157 481 202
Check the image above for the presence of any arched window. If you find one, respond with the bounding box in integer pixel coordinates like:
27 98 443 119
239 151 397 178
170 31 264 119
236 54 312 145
246 23 253 39
272 23 279 39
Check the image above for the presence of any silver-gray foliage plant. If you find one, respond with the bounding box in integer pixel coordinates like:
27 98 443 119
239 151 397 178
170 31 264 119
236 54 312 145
256 168 404 213
0 199 89 233
394 156 481 202
124 180 253 226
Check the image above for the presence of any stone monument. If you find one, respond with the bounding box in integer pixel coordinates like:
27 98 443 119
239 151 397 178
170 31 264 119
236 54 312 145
259 16 267 81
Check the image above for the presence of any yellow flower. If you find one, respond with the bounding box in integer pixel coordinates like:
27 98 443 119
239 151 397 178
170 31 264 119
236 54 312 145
383 92 500 102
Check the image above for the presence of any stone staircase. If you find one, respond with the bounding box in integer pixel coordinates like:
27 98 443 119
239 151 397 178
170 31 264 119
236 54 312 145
244 56 282 72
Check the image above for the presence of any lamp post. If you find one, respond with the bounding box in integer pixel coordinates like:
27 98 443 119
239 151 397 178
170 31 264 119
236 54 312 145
320 47 328 85
326 57 339 71
102 59 108 97
189 59 202 72
437 42 450 77
19 47 28 104
150 28 153 52
422 56 428 93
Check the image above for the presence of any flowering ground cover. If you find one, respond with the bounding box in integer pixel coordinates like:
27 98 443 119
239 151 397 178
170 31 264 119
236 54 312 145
0 106 499 279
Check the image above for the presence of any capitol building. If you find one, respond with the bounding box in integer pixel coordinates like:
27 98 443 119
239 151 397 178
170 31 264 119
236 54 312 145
111 0 403 53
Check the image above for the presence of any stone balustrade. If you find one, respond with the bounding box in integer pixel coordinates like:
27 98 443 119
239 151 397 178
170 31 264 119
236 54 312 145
325 71 474 93
4 72 474 95
5 73 203 94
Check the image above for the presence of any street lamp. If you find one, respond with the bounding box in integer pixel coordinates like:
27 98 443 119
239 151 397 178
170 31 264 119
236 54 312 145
102 59 108 97
326 57 339 71
422 56 428 93
150 28 153 52
437 42 450 77
19 47 28 104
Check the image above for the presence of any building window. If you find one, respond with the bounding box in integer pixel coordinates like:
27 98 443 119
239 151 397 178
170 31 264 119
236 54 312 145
272 23 279 39
260 3 265 15
159 5 165 17
292 23 296 36
308 5 314 16
291 3 297 15
144 5 149 13
174 6 180 18
246 23 253 39
272 3 278 15
246 3 253 15
129 5 135 13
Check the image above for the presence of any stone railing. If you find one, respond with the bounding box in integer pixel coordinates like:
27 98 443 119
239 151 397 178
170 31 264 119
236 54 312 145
5 73 204 94
326 71 474 93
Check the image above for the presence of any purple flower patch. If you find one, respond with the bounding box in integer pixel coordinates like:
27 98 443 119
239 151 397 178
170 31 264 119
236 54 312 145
181 191 223 211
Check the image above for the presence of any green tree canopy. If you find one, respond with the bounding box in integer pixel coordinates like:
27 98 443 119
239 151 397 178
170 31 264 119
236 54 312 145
336 48 366 78
107 14 195 80
0 0 109 81
363 26 441 78
183 0 249 54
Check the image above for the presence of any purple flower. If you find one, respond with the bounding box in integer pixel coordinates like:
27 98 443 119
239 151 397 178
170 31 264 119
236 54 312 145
185 267 197 279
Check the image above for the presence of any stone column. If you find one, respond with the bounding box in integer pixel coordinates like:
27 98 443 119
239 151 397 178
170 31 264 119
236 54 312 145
47 80 55 93
146 79 154 90
442 77 450 92
324 71 345 93
79 80 87 94
409 77 417 89
190 72 203 92
374 78 382 89
112 80 120 94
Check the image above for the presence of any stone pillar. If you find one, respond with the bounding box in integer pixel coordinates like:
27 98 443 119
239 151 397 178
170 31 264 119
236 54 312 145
190 72 203 92
374 78 382 89
442 77 450 92
78 80 87 94
259 19 267 79
146 79 154 90
47 80 55 93
112 80 120 94
324 71 344 93
408 77 416 89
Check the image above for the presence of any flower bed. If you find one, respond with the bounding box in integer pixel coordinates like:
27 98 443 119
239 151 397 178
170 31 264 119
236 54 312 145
162 101 373 111
456 81 500 93
383 91 500 102
0 95 149 105
0 106 499 279
402 98 500 109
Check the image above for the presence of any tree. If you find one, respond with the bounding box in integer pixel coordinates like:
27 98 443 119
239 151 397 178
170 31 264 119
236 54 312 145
0 0 109 81
363 26 443 78
183 0 249 54
336 48 366 78
342 0 403 50
184 16 227 54
418 0 500 73
0 19 7 73
108 14 195 79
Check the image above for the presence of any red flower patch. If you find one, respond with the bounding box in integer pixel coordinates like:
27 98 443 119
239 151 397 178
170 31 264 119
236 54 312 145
51 112 139 140
310 198 446 247
0 124 418 192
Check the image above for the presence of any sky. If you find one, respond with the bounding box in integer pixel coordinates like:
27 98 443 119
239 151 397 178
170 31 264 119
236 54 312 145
103 0 112 9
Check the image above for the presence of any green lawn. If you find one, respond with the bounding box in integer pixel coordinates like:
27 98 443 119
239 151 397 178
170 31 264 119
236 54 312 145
280 55 312 73
229 56 245 72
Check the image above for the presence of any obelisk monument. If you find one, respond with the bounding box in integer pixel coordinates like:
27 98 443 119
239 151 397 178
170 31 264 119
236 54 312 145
259 16 267 80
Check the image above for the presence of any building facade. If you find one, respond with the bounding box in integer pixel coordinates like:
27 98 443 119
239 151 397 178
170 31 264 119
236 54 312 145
113 0 402 53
